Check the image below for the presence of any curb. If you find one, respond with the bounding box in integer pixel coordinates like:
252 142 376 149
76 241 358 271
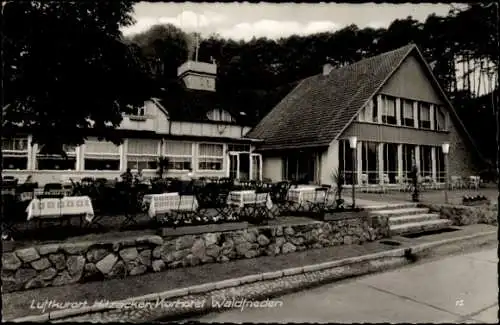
10 230 496 322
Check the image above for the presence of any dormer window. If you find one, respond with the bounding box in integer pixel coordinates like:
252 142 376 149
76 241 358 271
207 108 234 122
132 106 145 116
126 104 147 121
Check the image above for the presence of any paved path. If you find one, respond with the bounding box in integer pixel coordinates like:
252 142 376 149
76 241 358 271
196 247 498 323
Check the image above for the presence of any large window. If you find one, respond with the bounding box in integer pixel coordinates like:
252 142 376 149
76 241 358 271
36 144 76 170
2 137 28 170
383 143 398 184
84 138 120 170
419 103 431 129
435 106 447 131
402 144 416 179
436 146 445 182
165 141 192 170
420 146 432 177
338 140 354 184
381 96 397 125
283 153 316 184
401 100 414 127
198 143 224 171
361 141 378 184
127 139 159 170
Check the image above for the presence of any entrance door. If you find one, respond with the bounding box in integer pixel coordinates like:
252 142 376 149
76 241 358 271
238 153 250 180
228 153 239 179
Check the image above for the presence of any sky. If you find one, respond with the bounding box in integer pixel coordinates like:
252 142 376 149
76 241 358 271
121 2 466 40
121 2 495 95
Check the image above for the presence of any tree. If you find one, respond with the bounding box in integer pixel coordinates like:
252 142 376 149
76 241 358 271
1 0 152 150
128 23 190 83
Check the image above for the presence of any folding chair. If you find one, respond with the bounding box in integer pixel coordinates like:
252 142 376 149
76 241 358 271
120 188 140 229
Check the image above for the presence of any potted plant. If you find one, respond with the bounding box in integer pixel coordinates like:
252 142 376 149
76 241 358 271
330 169 345 210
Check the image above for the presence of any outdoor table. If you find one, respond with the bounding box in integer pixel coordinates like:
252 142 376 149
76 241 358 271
144 192 199 222
25 196 94 229
227 190 273 209
227 190 273 221
287 186 328 211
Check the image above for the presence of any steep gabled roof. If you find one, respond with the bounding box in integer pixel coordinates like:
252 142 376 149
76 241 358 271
247 42 486 164
246 44 416 150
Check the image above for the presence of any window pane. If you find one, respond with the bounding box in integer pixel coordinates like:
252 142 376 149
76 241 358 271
2 157 27 170
2 138 28 151
128 139 158 155
167 157 191 170
228 144 250 152
199 143 223 157
127 155 158 170
84 158 120 170
420 103 430 121
198 158 223 170
37 157 76 170
403 100 414 118
165 141 192 156
85 139 120 154
383 143 398 183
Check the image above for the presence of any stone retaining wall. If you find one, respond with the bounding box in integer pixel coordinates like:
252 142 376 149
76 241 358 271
1 215 389 293
423 203 498 226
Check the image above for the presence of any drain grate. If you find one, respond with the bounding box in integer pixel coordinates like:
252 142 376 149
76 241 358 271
402 227 460 238
380 240 402 246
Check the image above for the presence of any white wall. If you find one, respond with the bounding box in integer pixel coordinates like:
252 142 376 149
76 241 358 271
320 140 339 185
262 156 282 182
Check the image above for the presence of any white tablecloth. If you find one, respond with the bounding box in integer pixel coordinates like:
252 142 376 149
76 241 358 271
26 196 94 222
227 190 273 209
144 193 199 218
287 187 327 204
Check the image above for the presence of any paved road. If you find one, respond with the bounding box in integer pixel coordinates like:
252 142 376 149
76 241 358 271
195 247 498 323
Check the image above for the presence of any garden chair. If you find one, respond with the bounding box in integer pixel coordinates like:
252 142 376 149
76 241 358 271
468 176 480 190
450 176 461 190
270 181 292 213
360 174 369 192
239 187 271 224
379 174 390 193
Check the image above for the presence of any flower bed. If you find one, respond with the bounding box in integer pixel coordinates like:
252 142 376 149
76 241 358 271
423 203 497 226
1 213 390 293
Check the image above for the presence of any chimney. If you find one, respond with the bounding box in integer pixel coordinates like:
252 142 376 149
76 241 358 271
323 63 334 76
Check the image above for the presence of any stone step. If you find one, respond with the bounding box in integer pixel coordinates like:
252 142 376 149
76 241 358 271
390 219 453 236
362 203 418 211
388 213 441 226
369 207 429 217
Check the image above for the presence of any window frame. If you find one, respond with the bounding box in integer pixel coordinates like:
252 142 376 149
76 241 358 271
126 139 160 171
83 138 121 171
165 141 193 171
1 137 29 170
36 144 77 171
419 102 431 129
197 142 224 171
401 99 415 127
435 106 447 131
206 109 234 122
381 96 397 125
